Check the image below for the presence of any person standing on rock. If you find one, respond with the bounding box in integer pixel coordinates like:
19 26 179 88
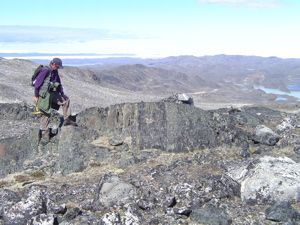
32 58 77 144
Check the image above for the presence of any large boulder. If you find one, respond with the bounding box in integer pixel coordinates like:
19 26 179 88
252 125 280 146
228 156 300 204
161 93 194 105
99 175 137 207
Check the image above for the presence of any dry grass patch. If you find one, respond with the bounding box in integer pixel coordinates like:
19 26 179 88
14 174 31 183
30 171 46 180
0 180 9 188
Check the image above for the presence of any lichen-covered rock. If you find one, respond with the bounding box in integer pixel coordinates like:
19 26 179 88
30 213 57 225
3 187 46 225
0 189 21 218
265 201 300 223
252 125 280 146
228 156 300 204
101 212 122 225
123 204 141 225
294 143 300 155
190 204 232 225
276 117 296 134
99 175 137 207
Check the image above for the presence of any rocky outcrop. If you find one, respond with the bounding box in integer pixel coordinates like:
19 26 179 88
78 102 218 152
1 102 300 224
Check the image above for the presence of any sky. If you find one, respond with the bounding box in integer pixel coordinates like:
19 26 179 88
0 0 300 58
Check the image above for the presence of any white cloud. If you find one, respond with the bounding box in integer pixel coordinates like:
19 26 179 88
1 35 299 58
0 25 138 43
198 0 283 8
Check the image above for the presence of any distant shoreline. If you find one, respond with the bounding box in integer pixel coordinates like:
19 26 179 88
0 53 136 59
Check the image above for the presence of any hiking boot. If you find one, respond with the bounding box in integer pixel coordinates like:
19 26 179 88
63 118 78 126
49 126 58 138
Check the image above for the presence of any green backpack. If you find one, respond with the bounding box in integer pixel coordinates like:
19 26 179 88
36 73 52 114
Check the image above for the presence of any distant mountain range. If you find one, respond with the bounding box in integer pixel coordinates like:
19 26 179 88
82 55 300 92
88 64 214 94
3 53 299 92
0 55 299 111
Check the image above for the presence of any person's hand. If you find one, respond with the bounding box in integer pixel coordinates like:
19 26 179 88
32 96 39 104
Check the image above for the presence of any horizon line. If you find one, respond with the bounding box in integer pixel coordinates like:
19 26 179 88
1 53 299 60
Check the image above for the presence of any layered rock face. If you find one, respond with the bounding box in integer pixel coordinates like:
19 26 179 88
0 102 300 224
77 102 217 152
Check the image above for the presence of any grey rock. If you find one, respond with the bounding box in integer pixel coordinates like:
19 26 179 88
240 148 250 158
3 187 46 225
123 204 141 225
240 141 250 158
101 212 122 225
228 156 300 203
294 143 300 155
0 103 34 121
164 196 177 208
173 207 192 216
0 189 21 218
116 151 138 169
30 213 57 225
252 125 280 146
115 142 129 151
0 131 38 178
265 201 300 222
61 207 82 222
57 126 87 174
137 199 154 210
46 201 66 215
78 102 218 152
213 175 241 199
276 117 296 134
149 218 160 225
108 136 123 146
56 126 107 174
99 175 137 207
162 93 194 105
190 204 232 225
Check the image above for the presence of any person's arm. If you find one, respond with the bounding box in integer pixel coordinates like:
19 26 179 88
34 69 50 97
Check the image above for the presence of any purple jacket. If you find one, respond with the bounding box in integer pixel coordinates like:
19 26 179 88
34 67 64 97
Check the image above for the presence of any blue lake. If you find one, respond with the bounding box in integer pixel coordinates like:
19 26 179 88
287 85 300 91
254 85 300 101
